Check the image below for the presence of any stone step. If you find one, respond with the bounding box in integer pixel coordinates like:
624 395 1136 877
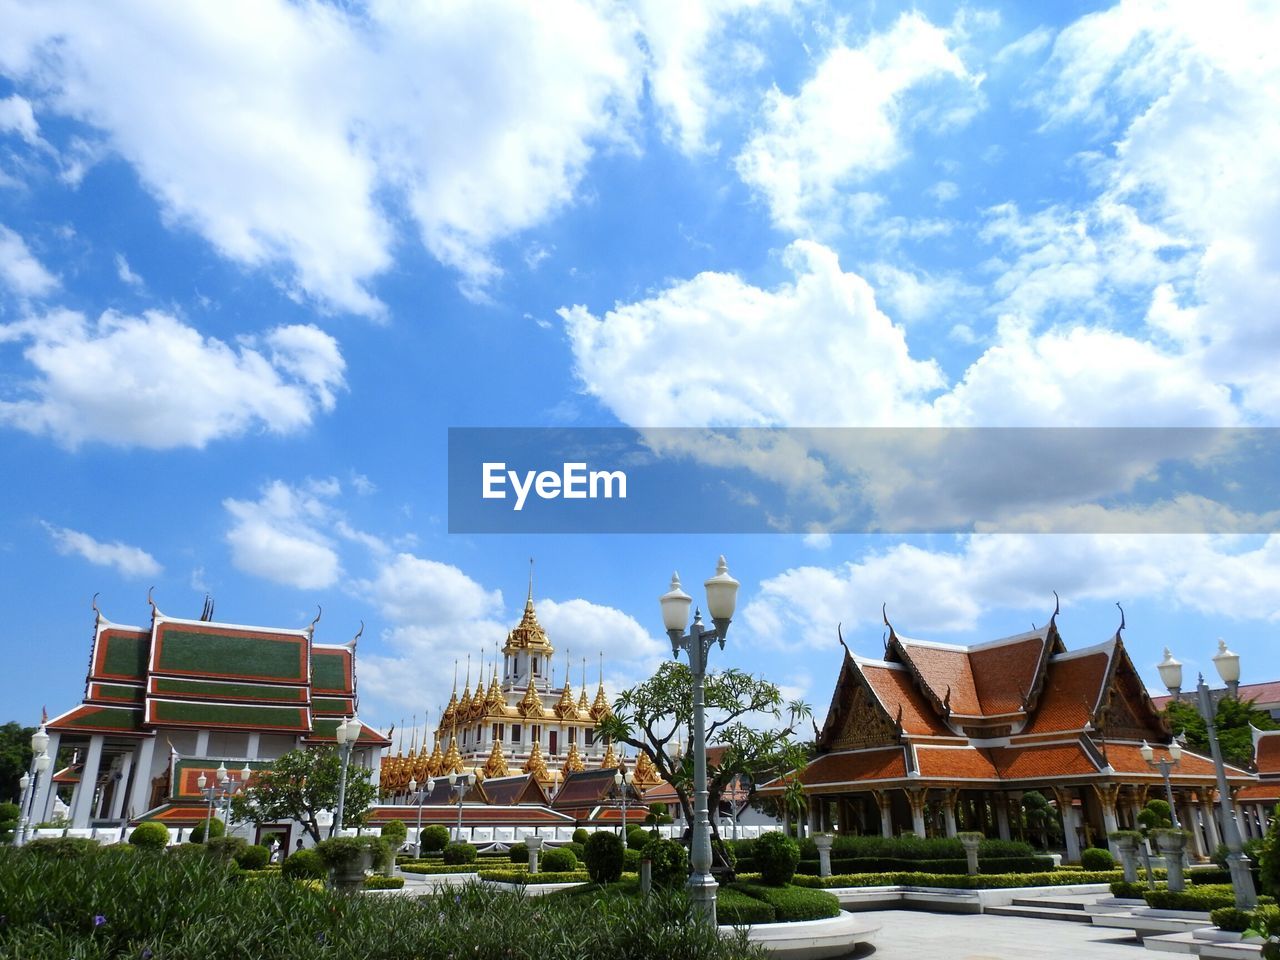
1009 896 1089 911
985 904 1096 923
1142 931 1204 955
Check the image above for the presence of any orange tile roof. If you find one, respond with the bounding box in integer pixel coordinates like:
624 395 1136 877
1235 783 1280 801
798 748 906 788
970 636 1046 715
1256 731 1280 775
861 664 951 736
913 746 999 780
893 629 1050 718
895 642 980 715
1102 742 1253 782
989 742 1099 779
1151 680 1280 711
1021 651 1111 735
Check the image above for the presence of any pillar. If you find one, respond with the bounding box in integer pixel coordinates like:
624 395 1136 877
127 737 157 820
1180 799 1206 859
33 731 61 824
1093 784 1120 855
807 802 820 838
942 789 958 838
109 751 133 820
71 734 105 828
995 793 1011 841
246 732 261 760
1052 787 1081 863
1199 791 1221 851
906 788 928 838
873 790 893 838
195 730 209 757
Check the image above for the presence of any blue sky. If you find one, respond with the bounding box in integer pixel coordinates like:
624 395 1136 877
2 0 1278 742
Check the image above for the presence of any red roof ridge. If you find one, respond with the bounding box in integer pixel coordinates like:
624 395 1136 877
893 623 1051 653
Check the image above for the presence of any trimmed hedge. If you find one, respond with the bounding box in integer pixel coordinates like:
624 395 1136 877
363 875 405 889
585 831 625 885
20 837 102 859
400 862 480 875
648 838 689 889
128 821 170 850
731 883 840 921
755 832 799 887
479 869 590 884
234 844 271 870
542 847 578 873
716 887 777 925
419 824 450 852
281 848 326 880
1211 906 1256 932
792 869 1127 889
1111 879 1158 898
509 842 528 864
443 842 478 865
793 854 1055 876
1144 884 1236 911
1080 848 1116 871
188 817 225 844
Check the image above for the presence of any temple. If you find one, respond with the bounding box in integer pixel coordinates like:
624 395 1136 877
759 607 1261 861
38 596 388 838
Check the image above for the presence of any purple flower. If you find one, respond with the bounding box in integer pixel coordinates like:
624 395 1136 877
141 950 154 960
93 915 107 927
316 932 326 945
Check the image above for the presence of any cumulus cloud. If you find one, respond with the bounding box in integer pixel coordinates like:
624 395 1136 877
0 0 645 309
223 479 346 591
0 95 41 145
0 224 57 297
735 12 980 233
0 310 344 449
42 521 162 579
354 553 503 626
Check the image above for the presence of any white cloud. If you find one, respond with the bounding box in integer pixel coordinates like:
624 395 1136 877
0 224 57 297
536 597 666 674
864 261 977 324
354 553 503 626
223 480 344 591
735 12 980 232
42 521 162 579
1 0 645 309
114 254 143 288
0 310 344 449
0 94 41 144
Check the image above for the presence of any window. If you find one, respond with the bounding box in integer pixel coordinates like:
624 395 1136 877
512 724 522 743
585 729 595 746
532 656 539 675
568 728 576 745
549 731 558 755
492 723 500 740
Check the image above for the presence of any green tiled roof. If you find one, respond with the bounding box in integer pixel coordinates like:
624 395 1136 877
149 699 309 731
56 705 144 732
96 630 149 681
154 626 307 683
311 649 351 693
89 682 145 704
310 717 385 743
150 677 308 703
312 696 354 715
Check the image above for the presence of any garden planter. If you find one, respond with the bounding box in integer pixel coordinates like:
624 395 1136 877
329 848 373 893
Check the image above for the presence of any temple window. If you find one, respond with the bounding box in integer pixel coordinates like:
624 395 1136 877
568 728 576 744
532 656 539 675
492 723 500 740
585 729 595 746
512 724 522 743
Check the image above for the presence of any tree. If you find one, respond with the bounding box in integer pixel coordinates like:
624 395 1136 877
597 661 812 865
0 722 36 803
1019 790 1062 850
1164 696 1277 769
229 745 376 843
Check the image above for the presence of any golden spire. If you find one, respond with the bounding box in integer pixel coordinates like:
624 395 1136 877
523 739 549 781
599 739 619 769
408 714 418 757
482 737 509 778
485 662 505 714
633 749 661 787
442 733 465 776
577 657 590 715
590 653 611 721
442 663 459 727
518 678 545 718
503 559 553 654
426 734 443 779
555 649 576 718
563 739 585 774
458 655 473 716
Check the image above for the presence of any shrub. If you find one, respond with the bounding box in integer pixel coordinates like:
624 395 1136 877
187 816 225 844
573 828 590 845
648 838 689 889
1145 884 1237 911
20 836 103 859
509 842 528 864
542 846 578 872
1111 879 1154 898
380 819 408 850
1212 906 1256 932
716 887 777 924
128 821 170 850
624 847 642 871
315 836 372 870
732 882 840 921
1262 807 1280 897
755 831 800 887
364 875 405 889
234 844 270 870
205 836 248 863
479 869 589 884
1081 847 1116 871
565 841 586 860
0 801 19 843
443 842 478 865
626 825 650 850
281 847 326 880
584 831 625 884
419 824 450 852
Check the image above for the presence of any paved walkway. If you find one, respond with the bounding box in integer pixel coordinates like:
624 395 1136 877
844 910 1144 960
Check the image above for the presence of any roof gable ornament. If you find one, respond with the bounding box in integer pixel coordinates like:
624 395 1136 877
199 594 215 622
346 621 363 650
147 586 165 621
882 603 897 642
306 605 322 638
1115 602 1126 638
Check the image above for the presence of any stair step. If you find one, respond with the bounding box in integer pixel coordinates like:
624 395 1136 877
985 904 1095 923
1010 897 1088 911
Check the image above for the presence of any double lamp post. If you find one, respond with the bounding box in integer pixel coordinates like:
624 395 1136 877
14 724 52 846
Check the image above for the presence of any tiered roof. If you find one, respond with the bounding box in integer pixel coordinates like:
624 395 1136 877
1238 727 1280 802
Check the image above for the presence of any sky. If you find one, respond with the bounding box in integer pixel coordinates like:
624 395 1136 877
2 0 1279 745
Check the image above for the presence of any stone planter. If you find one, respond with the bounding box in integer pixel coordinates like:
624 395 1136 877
958 832 983 876
1111 834 1139 883
1154 831 1186 893
329 849 373 894
813 834 834 879
526 836 543 875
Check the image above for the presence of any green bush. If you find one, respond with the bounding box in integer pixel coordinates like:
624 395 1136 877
573 828 591 845
419 824 451 852
188 816 225 844
204 836 248 863
315 836 373 870
795 868 1128 889
1111 879 1156 898
755 831 800 886
0 801 19 843
1145 884 1237 911
716 886 777 924
398 862 480 875
1212 906 1256 932
1262 807 1280 897
379 819 408 850
479 869 589 884
584 831 625 884
565 841 586 860
509 842 528 863
624 847 642 871
363 875 405 889
20 836 102 859
1080 847 1116 870
732 882 840 921
128 821 170 850
234 843 270 870
626 825 650 850
443 842 478 865
542 846 578 872
281 847 326 880
648 838 689 889
1212 839 1267 869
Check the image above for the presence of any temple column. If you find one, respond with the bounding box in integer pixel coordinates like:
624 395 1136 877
1199 790 1222 851
246 733 260 760
995 793 1011 841
941 789 958 838
1052 787 1081 863
1093 784 1120 855
195 730 209 757
873 790 893 838
807 802 820 837
71 734 104 828
906 788 928 838
1180 797 1206 859
1239 805 1254 841
109 752 133 820
127 737 157 820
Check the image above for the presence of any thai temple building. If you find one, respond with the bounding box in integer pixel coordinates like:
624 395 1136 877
376 576 664 800
37 595 388 841
1238 727 1280 841
759 607 1270 861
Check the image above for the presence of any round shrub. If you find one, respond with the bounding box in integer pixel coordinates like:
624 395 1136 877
755 831 800 886
623 847 642 871
380 819 408 850
234 843 271 870
648 838 689 889
584 830 625 883
188 816 225 844
419 824 450 853
442 842 478 865
626 825 650 850
282 847 326 880
508 842 528 864
572 828 590 845
565 841 585 861
128 821 170 850
1081 847 1116 870
22 836 103 858
542 846 578 872
205 836 248 864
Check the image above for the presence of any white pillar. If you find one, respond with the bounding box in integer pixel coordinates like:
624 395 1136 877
1054 789 1081 863
195 730 209 757
1201 799 1222 850
71 735 105 828
875 792 893 838
33 731 61 824
996 794 1012 841
246 733 260 759
127 737 158 820
109 752 133 819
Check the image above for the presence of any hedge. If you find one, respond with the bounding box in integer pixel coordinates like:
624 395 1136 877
400 862 481 875
281 848 326 880
792 854 1055 876
363 875 405 889
1211 906 1256 932
791 869 1127 889
479 869 590 885
1144 884 1237 911
716 887 777 925
730 883 840 922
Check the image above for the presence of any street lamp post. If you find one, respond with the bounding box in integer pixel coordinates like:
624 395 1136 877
614 768 633 847
18 725 51 846
409 777 428 857
333 715 359 839
15 771 30 846
1139 739 1183 829
660 556 740 927
447 771 469 843
1157 642 1257 909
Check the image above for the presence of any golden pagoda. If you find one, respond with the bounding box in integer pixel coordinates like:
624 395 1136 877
519 678 545 718
599 739 618 769
632 749 661 788
482 738 509 779
523 739 549 782
442 732 465 776
563 740 585 774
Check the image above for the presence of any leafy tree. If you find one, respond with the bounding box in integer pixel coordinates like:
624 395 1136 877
0 721 35 803
229 745 376 843
1163 696 1277 769
1019 790 1062 849
597 661 812 864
